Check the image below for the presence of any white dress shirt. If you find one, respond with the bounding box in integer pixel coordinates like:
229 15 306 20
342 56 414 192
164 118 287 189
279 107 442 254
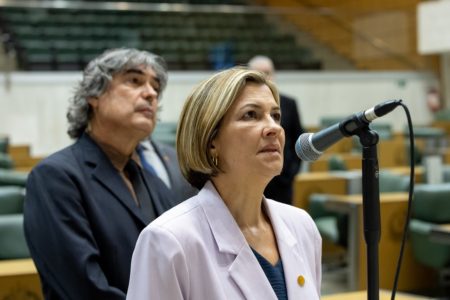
139 139 171 188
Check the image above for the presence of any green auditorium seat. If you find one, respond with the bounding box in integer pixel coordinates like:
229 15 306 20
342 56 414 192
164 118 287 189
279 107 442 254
409 184 450 293
309 193 347 246
328 155 347 171
1 5 321 71
0 136 8 154
434 109 450 121
0 214 30 259
0 187 28 259
0 153 14 170
0 170 28 187
0 186 25 215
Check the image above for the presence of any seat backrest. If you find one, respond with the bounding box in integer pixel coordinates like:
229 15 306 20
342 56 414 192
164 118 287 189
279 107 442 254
0 169 28 187
0 214 30 259
379 171 410 193
412 183 450 223
0 153 14 169
0 186 25 214
0 136 8 154
328 155 347 171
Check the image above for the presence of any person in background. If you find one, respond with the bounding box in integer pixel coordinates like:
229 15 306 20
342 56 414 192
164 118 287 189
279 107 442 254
248 55 305 205
138 137 198 203
24 48 181 300
127 67 321 300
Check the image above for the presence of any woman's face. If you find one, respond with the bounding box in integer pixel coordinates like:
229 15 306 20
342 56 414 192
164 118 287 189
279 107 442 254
211 83 285 181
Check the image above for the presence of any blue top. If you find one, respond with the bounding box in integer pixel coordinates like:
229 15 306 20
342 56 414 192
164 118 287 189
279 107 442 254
252 249 288 300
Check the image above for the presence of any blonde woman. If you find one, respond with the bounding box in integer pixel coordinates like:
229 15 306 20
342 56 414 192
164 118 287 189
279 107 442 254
127 67 321 300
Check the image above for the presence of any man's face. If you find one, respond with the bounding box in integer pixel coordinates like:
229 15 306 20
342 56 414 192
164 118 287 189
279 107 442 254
89 66 160 139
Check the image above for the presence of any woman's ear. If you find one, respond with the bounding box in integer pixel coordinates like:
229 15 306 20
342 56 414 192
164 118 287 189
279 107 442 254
209 141 216 156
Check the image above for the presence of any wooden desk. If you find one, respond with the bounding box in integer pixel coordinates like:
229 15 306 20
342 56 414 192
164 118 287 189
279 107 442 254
293 167 423 210
387 166 424 183
430 223 450 245
322 290 433 300
0 259 43 299
323 193 437 291
309 137 413 172
293 171 359 209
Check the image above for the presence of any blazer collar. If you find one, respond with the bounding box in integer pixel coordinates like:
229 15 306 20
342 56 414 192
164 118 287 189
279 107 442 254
199 181 319 299
199 181 277 299
76 133 148 225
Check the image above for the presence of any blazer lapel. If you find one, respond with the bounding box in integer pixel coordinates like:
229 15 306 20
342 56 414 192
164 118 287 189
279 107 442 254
228 247 277 299
264 200 320 299
77 134 148 225
200 182 277 300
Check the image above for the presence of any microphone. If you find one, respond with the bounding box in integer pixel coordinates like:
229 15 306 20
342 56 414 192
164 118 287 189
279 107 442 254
295 100 402 161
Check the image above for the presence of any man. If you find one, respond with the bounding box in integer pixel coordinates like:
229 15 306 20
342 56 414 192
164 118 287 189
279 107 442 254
24 48 182 299
248 55 305 205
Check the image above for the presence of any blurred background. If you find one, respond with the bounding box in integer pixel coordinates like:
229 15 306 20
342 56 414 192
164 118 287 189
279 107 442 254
1 0 450 299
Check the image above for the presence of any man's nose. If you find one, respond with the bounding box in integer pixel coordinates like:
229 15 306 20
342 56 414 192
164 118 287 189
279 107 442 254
142 84 158 102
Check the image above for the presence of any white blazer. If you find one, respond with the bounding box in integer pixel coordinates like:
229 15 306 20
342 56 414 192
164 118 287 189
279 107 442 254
127 181 322 300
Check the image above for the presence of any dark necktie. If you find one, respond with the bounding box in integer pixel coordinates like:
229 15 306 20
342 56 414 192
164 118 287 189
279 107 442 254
125 159 156 223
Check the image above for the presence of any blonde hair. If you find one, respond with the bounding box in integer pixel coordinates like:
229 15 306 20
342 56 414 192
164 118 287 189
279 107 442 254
176 67 280 189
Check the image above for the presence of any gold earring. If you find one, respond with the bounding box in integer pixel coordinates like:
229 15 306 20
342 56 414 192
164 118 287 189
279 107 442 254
212 155 218 167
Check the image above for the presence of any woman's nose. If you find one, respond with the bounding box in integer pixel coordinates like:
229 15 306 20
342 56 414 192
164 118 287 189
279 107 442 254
263 118 283 137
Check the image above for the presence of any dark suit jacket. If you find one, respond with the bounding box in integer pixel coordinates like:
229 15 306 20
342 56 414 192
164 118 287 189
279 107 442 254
265 94 304 204
24 133 179 300
151 140 198 202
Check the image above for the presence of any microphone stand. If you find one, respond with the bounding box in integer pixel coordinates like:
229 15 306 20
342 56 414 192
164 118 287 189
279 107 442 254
356 127 381 300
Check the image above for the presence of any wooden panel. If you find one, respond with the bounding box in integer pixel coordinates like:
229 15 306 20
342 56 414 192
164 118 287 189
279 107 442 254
323 290 433 300
0 259 43 300
293 172 347 209
7 145 30 160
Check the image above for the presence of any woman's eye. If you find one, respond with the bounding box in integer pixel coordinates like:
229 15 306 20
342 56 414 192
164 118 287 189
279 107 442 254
272 112 281 122
243 111 257 119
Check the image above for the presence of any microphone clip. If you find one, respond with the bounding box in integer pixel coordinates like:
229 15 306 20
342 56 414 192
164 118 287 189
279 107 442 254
339 112 370 136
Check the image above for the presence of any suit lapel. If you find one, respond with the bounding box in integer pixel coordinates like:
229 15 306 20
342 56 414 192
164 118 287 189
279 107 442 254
77 134 148 225
264 200 320 299
200 182 277 300
141 169 174 215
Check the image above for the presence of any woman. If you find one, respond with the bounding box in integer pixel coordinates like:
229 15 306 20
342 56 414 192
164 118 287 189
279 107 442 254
127 67 321 300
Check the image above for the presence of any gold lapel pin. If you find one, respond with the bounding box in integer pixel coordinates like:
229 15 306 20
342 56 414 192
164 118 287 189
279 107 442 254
297 275 305 287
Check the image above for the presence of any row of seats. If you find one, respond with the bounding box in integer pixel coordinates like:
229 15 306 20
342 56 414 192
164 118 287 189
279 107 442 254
30 0 246 3
0 136 31 260
0 186 29 260
0 6 321 71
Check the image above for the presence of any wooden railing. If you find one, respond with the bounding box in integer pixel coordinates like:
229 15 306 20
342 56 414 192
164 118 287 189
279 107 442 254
8 144 43 172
